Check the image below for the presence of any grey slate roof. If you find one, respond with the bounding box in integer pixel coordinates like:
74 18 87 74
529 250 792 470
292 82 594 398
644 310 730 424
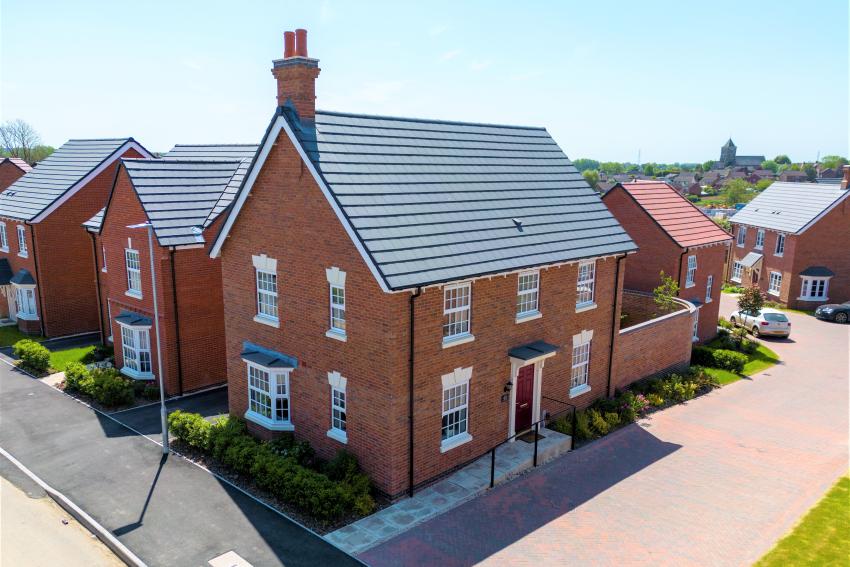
122 159 249 246
730 182 850 234
164 144 258 161
0 259 12 285
241 341 298 369
115 310 152 327
10 269 35 286
508 340 559 361
0 139 139 221
84 208 104 232
739 252 763 268
735 155 765 167
799 266 834 277
284 109 636 289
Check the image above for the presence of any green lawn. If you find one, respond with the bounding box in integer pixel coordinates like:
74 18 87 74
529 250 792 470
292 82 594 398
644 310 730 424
743 343 781 376
700 366 742 385
0 326 43 347
49 345 95 372
755 476 850 566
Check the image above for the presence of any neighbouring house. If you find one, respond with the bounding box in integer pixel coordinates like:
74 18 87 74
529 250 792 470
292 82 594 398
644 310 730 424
85 144 256 395
686 182 702 196
713 138 764 171
671 172 697 193
700 170 725 187
208 29 647 498
602 181 732 343
750 169 776 181
778 169 808 182
727 170 850 309
0 139 152 336
0 157 32 191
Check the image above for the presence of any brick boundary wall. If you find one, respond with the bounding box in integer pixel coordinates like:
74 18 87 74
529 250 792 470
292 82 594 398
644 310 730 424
612 290 695 392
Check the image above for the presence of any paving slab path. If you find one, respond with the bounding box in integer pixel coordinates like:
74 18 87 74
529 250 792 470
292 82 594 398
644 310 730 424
362 295 849 566
0 360 361 567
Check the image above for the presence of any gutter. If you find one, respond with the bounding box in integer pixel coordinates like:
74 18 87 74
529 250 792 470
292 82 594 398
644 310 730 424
408 286 421 497
606 254 626 397
28 223 47 337
169 248 184 396
677 247 690 291
89 232 106 345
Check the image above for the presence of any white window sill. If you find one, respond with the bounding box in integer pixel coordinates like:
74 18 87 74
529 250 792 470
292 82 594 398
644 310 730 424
754 247 763 251
575 302 597 314
253 314 280 328
730 277 742 283
244 411 294 431
516 311 542 324
0 247 8 253
774 253 783 258
736 244 745 248
569 384 591 399
705 297 713 303
440 432 472 453
768 290 780 297
17 252 28 258
692 336 699 343
797 296 828 302
120 367 154 381
125 290 142 299
327 428 348 444
107 335 113 344
325 329 347 342
101 267 107 273
16 312 38 321
685 282 695 289
442 333 475 349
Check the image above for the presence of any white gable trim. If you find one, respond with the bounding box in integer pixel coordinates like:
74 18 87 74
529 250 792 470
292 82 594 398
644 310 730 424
209 116 391 293
31 141 154 223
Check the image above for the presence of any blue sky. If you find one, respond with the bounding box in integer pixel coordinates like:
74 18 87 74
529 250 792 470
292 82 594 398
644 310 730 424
2 0 847 162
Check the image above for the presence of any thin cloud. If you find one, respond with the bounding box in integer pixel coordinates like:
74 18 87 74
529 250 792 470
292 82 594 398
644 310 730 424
468 59 492 72
429 24 448 36
440 49 462 61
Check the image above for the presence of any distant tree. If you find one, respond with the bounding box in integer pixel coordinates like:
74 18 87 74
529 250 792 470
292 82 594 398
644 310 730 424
724 178 750 206
582 169 600 190
820 155 848 170
789 163 801 171
760 160 778 173
777 163 791 174
803 163 817 181
695 163 704 173
0 119 45 164
738 286 765 314
702 160 715 172
572 158 600 172
642 163 656 177
755 179 774 191
711 216 732 233
774 154 791 164
600 162 625 175
653 271 680 314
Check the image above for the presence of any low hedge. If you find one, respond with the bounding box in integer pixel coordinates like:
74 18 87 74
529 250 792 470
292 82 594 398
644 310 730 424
63 362 135 407
167 411 375 523
691 346 747 372
13 339 50 373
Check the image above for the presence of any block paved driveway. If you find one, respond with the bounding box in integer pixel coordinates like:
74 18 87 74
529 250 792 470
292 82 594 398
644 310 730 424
362 295 849 566
0 362 361 567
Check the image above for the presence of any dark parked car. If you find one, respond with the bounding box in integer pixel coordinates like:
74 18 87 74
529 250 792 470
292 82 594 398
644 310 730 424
815 301 850 324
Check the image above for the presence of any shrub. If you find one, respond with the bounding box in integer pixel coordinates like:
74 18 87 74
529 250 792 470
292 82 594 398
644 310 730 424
548 415 573 436
711 349 747 372
142 384 160 400
588 409 610 436
87 369 135 407
718 317 733 330
82 344 114 364
168 410 213 450
325 450 361 482
574 411 593 441
691 346 715 367
14 339 50 373
63 362 90 392
647 393 665 407
603 412 621 429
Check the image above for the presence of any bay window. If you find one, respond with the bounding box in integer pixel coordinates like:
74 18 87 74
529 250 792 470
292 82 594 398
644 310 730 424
119 324 152 379
245 362 292 430
14 285 37 320
799 277 829 301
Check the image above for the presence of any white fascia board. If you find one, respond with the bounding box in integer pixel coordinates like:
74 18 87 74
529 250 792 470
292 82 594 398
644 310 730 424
31 141 154 224
208 115 392 294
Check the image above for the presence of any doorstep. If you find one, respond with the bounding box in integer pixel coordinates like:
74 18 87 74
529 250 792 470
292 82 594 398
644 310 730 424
325 426 572 555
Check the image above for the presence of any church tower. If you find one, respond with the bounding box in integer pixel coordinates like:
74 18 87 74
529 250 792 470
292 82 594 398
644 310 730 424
720 138 737 167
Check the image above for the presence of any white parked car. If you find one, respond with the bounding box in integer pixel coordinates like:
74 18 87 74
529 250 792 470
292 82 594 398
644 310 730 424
729 308 791 338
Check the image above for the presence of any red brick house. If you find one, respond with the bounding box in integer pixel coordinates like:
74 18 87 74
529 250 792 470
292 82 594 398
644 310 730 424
85 144 255 395
727 172 850 309
0 139 152 336
0 157 32 191
602 181 732 342
209 29 638 497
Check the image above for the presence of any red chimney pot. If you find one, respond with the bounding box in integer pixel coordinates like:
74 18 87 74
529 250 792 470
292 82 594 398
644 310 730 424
283 31 295 58
294 28 308 57
842 165 850 189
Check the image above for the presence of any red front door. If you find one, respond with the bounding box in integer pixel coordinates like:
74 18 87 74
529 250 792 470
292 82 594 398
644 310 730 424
515 364 534 432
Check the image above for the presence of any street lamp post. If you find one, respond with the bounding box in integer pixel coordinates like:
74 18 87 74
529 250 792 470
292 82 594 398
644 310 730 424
128 222 169 454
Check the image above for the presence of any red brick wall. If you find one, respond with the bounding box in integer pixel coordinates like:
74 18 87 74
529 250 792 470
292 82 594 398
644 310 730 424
678 244 728 343
612 292 694 392
0 162 27 191
0 219 39 332
790 199 850 308
99 167 226 395
728 223 797 304
219 128 625 497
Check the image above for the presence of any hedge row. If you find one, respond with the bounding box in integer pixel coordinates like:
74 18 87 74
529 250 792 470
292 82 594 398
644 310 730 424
64 362 135 407
13 339 50 373
167 410 375 524
691 346 747 372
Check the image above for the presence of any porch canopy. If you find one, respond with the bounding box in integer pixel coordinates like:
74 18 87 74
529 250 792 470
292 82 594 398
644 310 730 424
508 340 559 362
739 252 763 269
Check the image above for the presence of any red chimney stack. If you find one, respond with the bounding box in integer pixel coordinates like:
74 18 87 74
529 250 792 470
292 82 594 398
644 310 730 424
842 165 850 189
272 28 320 120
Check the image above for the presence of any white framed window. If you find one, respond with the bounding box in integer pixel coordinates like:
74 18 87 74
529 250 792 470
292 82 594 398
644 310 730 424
516 270 540 319
768 272 782 296
101 245 107 272
16 225 27 257
14 286 37 320
125 249 142 297
755 229 765 250
705 275 713 303
442 282 472 344
440 367 473 452
245 362 292 429
252 254 279 327
576 260 596 308
731 262 744 283
570 330 593 397
326 266 347 339
799 277 829 301
775 233 785 256
119 324 152 379
685 255 697 288
327 371 347 443
0 222 8 251
692 311 699 342
736 226 747 247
